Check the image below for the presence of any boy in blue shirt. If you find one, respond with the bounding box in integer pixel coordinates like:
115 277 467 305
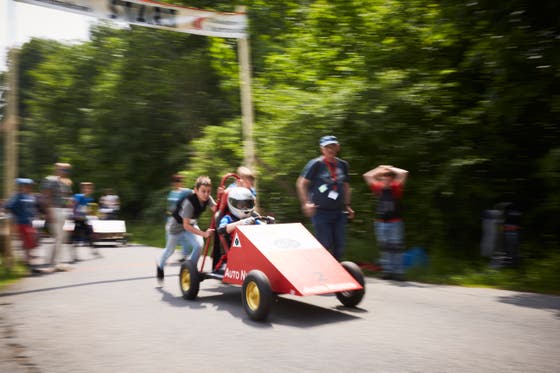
213 187 260 272
4 178 38 266
218 186 258 236
72 182 96 257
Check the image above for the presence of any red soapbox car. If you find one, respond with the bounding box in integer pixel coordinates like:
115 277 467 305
179 174 365 321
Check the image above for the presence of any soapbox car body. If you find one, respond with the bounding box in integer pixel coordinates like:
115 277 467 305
179 174 365 321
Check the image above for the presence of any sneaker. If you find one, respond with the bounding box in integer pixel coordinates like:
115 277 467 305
157 265 164 283
27 265 42 275
177 256 186 263
55 263 72 272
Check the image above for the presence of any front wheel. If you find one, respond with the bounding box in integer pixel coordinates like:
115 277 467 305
242 270 273 322
179 260 200 300
336 261 365 307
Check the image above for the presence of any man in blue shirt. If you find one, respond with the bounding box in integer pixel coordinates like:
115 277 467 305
296 135 354 261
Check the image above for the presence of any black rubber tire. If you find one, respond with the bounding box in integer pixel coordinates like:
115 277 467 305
179 260 200 300
336 261 365 307
241 270 273 322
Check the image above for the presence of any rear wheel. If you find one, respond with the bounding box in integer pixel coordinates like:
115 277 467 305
336 261 365 307
242 270 273 322
179 260 200 300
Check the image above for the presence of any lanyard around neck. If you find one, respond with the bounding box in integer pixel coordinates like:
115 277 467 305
323 157 338 191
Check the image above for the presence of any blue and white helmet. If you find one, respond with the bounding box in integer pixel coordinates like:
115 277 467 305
227 187 255 219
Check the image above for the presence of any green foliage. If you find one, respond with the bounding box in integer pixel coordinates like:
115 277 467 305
18 23 236 214
8 0 559 292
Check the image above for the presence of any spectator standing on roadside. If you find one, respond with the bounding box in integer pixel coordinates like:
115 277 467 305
296 135 354 261
41 162 74 270
363 165 409 280
99 188 120 220
3 178 39 267
72 182 97 257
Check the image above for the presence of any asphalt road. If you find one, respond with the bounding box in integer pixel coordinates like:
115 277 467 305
1 243 559 373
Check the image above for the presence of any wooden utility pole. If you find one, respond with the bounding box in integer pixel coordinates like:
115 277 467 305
1 48 18 267
3 48 18 199
235 6 259 207
236 6 255 172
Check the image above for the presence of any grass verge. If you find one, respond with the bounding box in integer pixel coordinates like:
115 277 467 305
0 262 30 289
342 234 560 295
405 255 560 295
127 220 165 248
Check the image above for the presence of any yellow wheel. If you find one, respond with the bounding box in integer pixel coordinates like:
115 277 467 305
180 269 191 292
242 270 272 322
179 260 199 300
245 281 261 311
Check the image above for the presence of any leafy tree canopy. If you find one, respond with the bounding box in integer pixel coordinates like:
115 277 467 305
8 0 559 260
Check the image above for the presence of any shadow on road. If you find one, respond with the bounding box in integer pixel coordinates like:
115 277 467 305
497 293 560 318
157 283 364 328
0 276 156 298
380 279 436 288
155 286 208 311
270 296 364 328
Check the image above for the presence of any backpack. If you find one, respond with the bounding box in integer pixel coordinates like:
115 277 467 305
172 189 194 225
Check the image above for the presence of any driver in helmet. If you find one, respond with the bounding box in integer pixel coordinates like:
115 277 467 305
217 186 260 237
212 187 260 274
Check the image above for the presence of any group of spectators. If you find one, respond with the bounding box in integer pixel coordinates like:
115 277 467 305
4 136 521 282
2 162 120 272
4 137 409 279
157 135 409 283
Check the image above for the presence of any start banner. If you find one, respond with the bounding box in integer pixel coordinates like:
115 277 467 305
15 0 247 39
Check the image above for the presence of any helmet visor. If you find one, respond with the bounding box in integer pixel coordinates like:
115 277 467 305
229 198 255 210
